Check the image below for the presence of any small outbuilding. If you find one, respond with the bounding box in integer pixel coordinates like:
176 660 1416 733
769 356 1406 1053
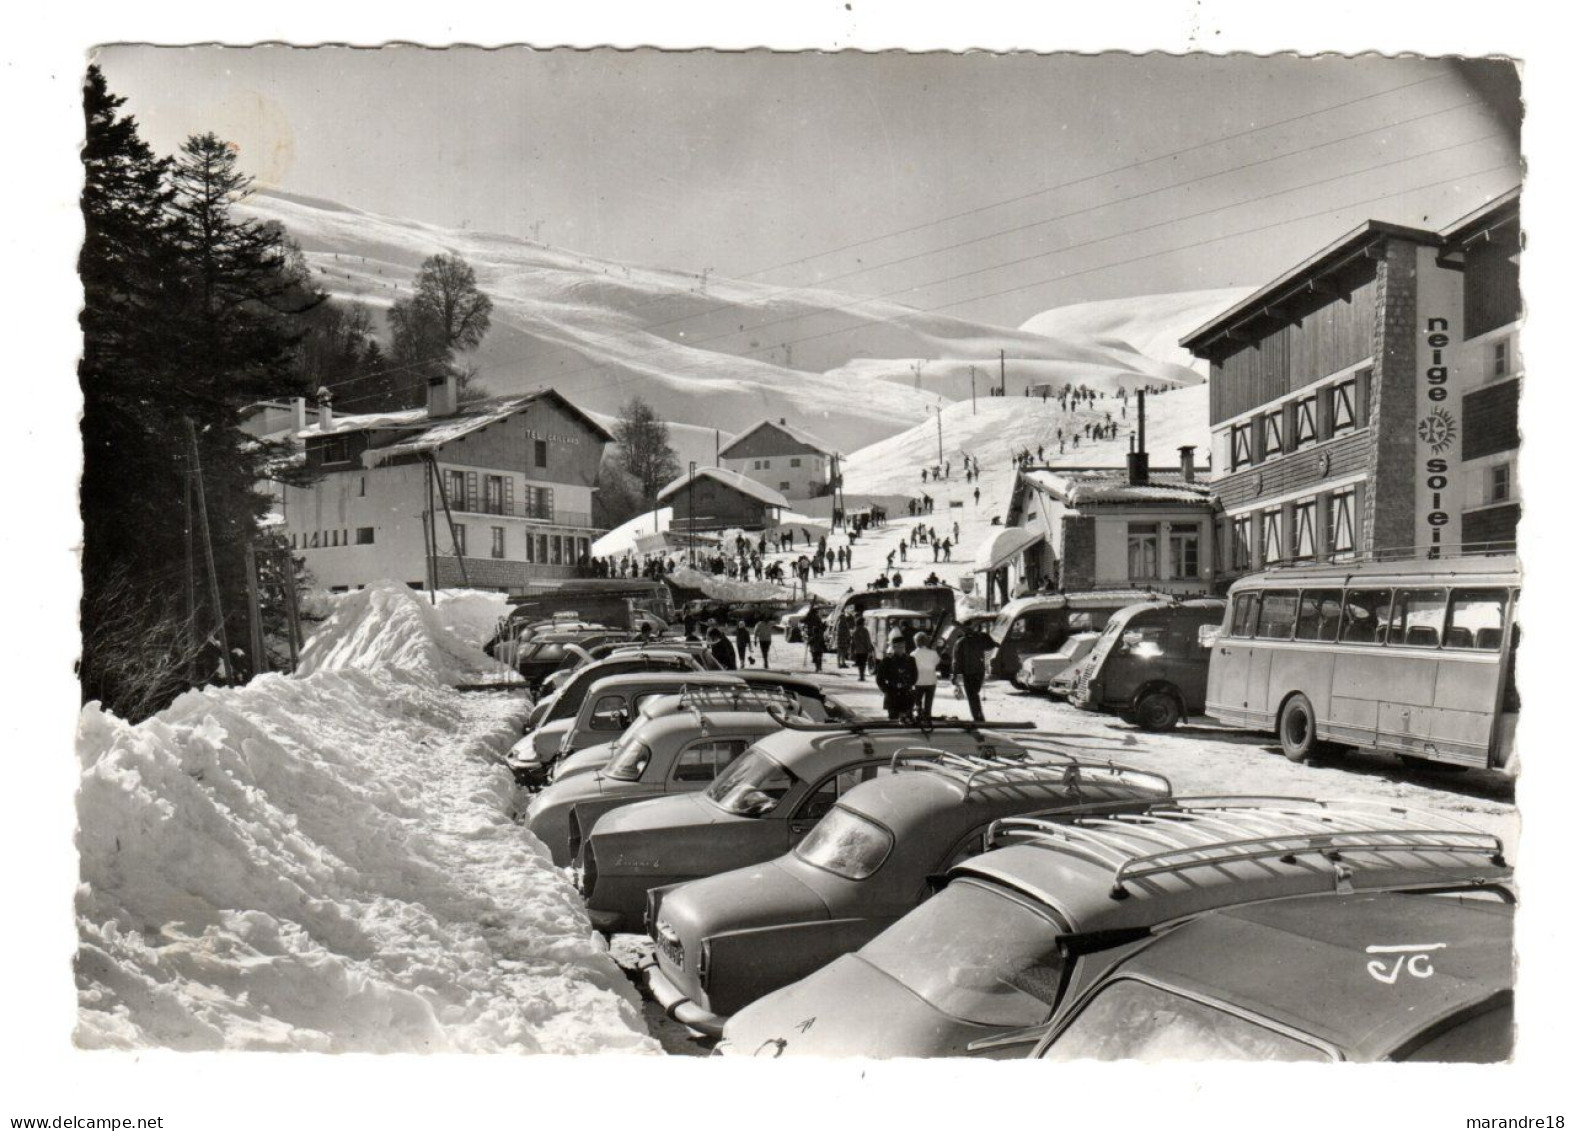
657 466 790 532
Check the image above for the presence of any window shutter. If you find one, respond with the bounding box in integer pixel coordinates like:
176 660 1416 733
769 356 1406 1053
465 471 478 512
1355 369 1373 429
503 477 515 516
1352 481 1367 552
1281 403 1298 453
1317 387 1334 439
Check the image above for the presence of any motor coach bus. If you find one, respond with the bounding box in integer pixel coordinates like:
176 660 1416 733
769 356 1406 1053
1207 555 1519 772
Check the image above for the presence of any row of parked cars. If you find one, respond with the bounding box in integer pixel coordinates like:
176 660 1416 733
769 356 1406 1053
501 631 1513 1061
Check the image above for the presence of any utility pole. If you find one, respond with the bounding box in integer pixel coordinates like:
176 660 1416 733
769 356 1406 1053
687 460 697 567
184 419 232 682
423 460 439 604
999 349 1007 396
183 468 197 682
912 360 923 393
428 455 472 587
715 428 720 467
969 366 977 415
277 548 303 669
244 544 267 677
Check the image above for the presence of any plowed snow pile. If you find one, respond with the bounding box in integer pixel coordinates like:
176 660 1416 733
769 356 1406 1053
74 581 655 1054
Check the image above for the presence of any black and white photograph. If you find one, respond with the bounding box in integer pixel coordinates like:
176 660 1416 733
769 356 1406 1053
4 5 1565 1129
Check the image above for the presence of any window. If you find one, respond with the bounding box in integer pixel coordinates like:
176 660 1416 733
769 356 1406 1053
1261 412 1283 459
780 482 791 491
589 694 630 731
790 457 802 468
1294 396 1318 446
330 529 340 547
672 738 747 783
1261 509 1283 564
358 477 366 497
1256 591 1298 640
483 474 506 514
1340 589 1393 644
753 460 763 470
490 526 505 559
451 523 467 556
762 458 772 469
534 439 548 468
1493 339 1510 379
1292 499 1318 560
355 527 374 545
1328 488 1357 556
578 537 590 561
523 485 555 522
795 806 895 879
796 764 887 823
1229 593 1259 638
550 535 563 565
1169 524 1200 579
1331 378 1358 436
446 470 466 510
1230 424 1253 470
1127 523 1160 579
1489 463 1512 504
1230 516 1252 572
1444 588 1508 651
1387 587 1448 648
535 533 549 563
524 533 536 563
309 531 320 548
1295 589 1343 641
321 436 351 465
1044 980 1323 1063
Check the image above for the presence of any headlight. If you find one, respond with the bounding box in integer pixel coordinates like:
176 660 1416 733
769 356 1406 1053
698 939 712 989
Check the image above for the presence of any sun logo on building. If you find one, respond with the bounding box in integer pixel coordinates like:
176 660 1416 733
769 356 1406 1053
1417 407 1457 454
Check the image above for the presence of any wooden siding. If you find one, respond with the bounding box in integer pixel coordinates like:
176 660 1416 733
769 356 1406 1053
1212 430 1370 511
1462 379 1519 461
719 422 827 459
1209 267 1377 424
1463 233 1521 340
665 477 774 530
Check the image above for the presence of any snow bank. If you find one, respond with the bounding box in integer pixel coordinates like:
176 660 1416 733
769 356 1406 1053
298 581 512 683
667 566 795 602
75 583 655 1054
432 588 512 651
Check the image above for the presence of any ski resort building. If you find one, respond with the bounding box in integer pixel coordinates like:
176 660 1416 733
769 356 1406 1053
656 466 789 532
266 377 613 593
1000 446 1217 604
717 418 838 501
1180 186 1521 584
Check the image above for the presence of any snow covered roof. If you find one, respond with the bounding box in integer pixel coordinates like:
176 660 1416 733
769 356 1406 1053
282 387 614 467
656 466 791 510
718 418 840 458
1022 467 1215 508
973 526 1046 573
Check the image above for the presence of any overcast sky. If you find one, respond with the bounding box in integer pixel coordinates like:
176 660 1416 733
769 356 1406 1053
95 47 1520 326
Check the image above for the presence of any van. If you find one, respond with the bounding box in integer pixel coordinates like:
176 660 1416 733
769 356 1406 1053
829 586 957 663
987 590 1166 679
1069 599 1225 731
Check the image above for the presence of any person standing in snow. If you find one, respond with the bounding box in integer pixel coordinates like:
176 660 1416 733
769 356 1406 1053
911 631 941 723
950 621 995 723
708 627 737 671
973 486 981 506
875 636 918 722
734 618 753 667
804 609 826 673
899 539 907 562
849 615 874 682
754 616 776 668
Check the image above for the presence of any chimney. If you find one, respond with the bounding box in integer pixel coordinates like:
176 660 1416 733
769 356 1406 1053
316 386 333 433
427 373 459 418
291 396 307 433
1179 445 1197 483
779 417 786 425
1126 389 1149 485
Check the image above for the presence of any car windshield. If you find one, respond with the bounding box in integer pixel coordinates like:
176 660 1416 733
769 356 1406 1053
795 806 894 879
704 748 796 817
603 733 653 781
860 880 1066 1028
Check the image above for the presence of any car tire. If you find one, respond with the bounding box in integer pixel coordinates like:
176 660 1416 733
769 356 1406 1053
1133 690 1181 733
1278 693 1324 763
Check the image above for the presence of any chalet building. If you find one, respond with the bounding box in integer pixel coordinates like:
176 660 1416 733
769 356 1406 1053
1179 186 1521 583
267 376 613 593
657 466 789 532
718 418 838 501
998 445 1217 605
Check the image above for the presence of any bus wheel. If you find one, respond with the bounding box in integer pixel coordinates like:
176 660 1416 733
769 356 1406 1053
1133 690 1182 733
1279 694 1323 763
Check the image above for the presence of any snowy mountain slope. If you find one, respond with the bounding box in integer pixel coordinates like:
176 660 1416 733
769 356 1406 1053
1019 287 1255 375
242 190 1229 451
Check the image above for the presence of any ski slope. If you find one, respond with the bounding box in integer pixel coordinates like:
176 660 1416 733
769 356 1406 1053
242 189 1239 451
1019 287 1254 374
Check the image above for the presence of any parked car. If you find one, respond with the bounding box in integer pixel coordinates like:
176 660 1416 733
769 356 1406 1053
509 671 749 785
574 717 1043 933
778 597 831 643
539 638 713 696
522 649 711 733
718 797 1512 1058
1015 632 1100 692
550 675 856 784
1069 599 1226 731
1045 656 1089 700
987 590 1166 679
525 708 799 866
513 630 629 689
641 747 1172 1035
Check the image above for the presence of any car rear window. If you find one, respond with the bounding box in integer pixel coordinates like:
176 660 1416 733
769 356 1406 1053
795 806 894 879
1043 979 1326 1062
705 748 796 816
860 880 1066 1028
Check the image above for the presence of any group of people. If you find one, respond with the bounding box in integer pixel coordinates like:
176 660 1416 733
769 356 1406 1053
688 614 779 670
837 614 997 725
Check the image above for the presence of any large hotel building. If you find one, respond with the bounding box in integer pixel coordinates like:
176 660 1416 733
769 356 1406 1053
1180 187 1521 584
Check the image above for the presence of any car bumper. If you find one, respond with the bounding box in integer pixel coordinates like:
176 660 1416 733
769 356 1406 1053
640 957 727 1038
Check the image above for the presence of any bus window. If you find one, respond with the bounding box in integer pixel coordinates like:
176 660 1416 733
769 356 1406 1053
1294 589 1343 642
1229 593 1259 638
1257 592 1298 640
1445 588 1508 651
1340 589 1392 644
1389 588 1447 648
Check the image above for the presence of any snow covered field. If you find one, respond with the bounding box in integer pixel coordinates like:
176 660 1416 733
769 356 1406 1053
74 583 655 1054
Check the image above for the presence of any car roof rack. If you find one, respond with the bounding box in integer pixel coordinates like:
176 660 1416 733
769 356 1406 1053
767 706 1037 733
985 797 1506 899
891 745 1173 799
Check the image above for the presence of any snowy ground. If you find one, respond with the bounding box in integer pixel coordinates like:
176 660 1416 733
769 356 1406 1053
75 582 655 1054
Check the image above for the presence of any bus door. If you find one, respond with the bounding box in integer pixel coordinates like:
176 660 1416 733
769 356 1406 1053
1428 586 1512 768
1372 587 1449 758
1210 592 1259 721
